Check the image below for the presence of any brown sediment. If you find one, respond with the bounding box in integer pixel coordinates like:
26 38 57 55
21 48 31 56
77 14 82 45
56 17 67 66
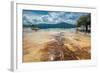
23 29 91 62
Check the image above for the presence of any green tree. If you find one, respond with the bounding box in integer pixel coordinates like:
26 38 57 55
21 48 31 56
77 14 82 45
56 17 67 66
77 14 91 32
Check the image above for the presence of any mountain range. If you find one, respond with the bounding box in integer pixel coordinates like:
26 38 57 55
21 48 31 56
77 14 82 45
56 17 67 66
23 22 76 29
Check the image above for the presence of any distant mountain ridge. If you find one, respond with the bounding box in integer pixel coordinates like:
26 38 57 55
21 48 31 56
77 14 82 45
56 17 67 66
23 22 76 29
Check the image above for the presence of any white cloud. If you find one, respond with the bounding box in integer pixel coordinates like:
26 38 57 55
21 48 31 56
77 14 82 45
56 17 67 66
23 11 85 25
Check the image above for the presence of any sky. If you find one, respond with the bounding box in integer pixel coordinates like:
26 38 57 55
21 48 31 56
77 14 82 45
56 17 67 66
23 10 89 25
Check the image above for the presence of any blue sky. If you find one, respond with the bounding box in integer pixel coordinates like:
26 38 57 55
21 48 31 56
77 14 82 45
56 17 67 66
23 10 89 25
